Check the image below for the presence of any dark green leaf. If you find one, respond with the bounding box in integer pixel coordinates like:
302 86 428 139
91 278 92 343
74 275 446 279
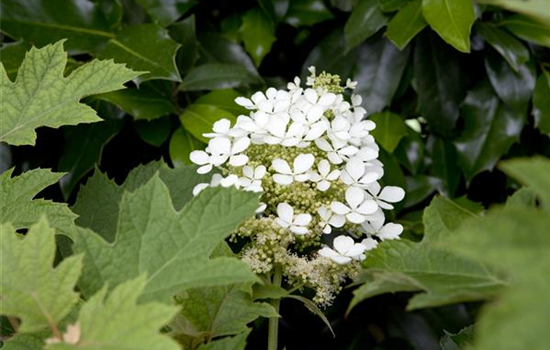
385 0 427 50
198 33 259 77
378 0 407 12
258 0 290 23
426 136 460 196
168 15 198 75
135 0 197 26
395 126 424 175
501 15 550 48
440 326 474 350
369 112 408 152
96 81 175 121
195 90 248 116
403 175 440 208
285 0 334 27
485 50 536 113
0 40 30 80
413 32 465 136
134 117 172 147
99 24 181 82
240 9 276 66
477 22 529 72
302 29 356 79
195 332 249 350
58 120 122 199
169 127 206 167
533 69 550 135
421 0 475 53
179 64 258 91
344 0 389 51
354 35 410 113
476 0 550 26
455 81 525 181
179 104 237 143
378 148 406 189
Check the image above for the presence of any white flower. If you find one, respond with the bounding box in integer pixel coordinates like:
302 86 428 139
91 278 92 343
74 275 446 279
190 137 250 173
275 203 312 235
331 187 378 224
362 218 403 241
272 154 315 185
360 237 378 251
263 116 305 146
315 138 358 164
340 158 379 188
287 77 302 91
317 207 345 234
203 118 246 139
308 159 340 191
318 236 366 264
365 182 405 210
239 165 266 192
328 116 351 143
346 78 358 90
192 174 242 196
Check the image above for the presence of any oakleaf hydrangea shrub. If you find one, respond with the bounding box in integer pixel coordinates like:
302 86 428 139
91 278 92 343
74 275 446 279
190 68 405 306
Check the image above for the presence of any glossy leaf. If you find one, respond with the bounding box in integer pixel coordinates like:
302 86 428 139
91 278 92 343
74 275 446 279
455 81 525 181
169 15 198 74
73 175 259 303
394 126 424 175
285 0 334 27
485 50 536 113
477 22 529 71
258 0 290 23
58 120 122 199
369 112 408 152
476 0 550 26
533 69 550 135
0 41 140 146
240 9 277 66
426 136 460 196
413 33 465 136
99 24 181 82
385 0 427 50
134 117 172 147
501 15 550 48
0 40 30 79
169 127 206 167
0 218 82 333
344 0 389 51
421 0 475 53
179 63 258 91
198 33 259 77
179 104 237 143
354 35 411 113
135 0 197 26
378 0 407 12
403 175 440 208
195 90 248 116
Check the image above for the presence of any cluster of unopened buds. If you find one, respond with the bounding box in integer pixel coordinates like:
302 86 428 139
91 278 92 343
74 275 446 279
190 67 404 306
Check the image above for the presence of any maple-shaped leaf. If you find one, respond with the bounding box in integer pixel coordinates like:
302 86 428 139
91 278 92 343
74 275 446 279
0 40 141 146
0 168 77 237
73 174 260 303
47 276 180 350
0 218 83 333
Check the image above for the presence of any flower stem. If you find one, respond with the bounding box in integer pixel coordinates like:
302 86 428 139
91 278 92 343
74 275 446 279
268 265 283 350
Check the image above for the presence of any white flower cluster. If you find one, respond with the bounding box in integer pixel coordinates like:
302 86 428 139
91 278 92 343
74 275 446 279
190 67 404 267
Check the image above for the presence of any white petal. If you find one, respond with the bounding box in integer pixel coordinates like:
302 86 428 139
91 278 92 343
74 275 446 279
347 212 367 224
318 159 330 177
329 214 346 227
308 171 323 182
229 154 248 167
290 226 308 235
220 175 239 187
273 174 294 185
339 145 359 156
377 200 395 210
208 137 231 155
256 203 267 214
294 173 310 182
361 238 378 251
357 199 379 215
327 170 340 181
333 236 354 255
190 150 209 165
317 207 331 220
307 105 324 122
304 122 328 140
351 94 362 107
378 223 403 240
251 91 267 104
346 243 367 258
277 203 294 223
210 174 223 186
275 217 290 228
379 186 405 203
318 93 336 106
322 225 332 234
254 165 267 179
318 247 339 258
367 182 381 196
293 154 315 174
197 164 213 174
231 137 251 154
192 183 209 196
345 158 365 180
304 89 318 104
331 202 351 215
212 119 231 133
330 255 352 264
266 87 277 99
293 213 312 226
327 152 343 164
346 187 365 209
235 97 254 108
317 180 330 191
272 159 292 174
315 138 333 152
242 165 254 179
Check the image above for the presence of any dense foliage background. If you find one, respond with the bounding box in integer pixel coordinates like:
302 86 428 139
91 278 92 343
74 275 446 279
1 0 549 349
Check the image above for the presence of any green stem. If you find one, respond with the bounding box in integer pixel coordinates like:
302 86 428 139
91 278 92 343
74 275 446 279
268 265 283 350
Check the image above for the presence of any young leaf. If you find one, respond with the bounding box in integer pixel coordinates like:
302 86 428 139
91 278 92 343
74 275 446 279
47 276 180 350
344 0 389 51
385 0 427 50
169 127 206 167
0 41 140 146
0 218 83 333
240 9 276 67
73 175 259 303
0 168 77 237
421 0 475 53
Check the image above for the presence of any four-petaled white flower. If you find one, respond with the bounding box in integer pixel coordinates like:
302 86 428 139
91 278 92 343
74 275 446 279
272 154 315 185
308 159 340 191
318 236 366 264
239 165 266 192
315 138 358 165
362 217 403 241
317 207 345 234
331 187 378 224
275 203 312 235
365 182 405 210
190 137 251 174
340 158 379 188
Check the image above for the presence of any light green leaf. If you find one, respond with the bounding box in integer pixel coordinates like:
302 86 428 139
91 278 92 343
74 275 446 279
533 69 550 135
422 197 477 244
284 0 334 27
0 168 77 237
169 127 206 167
171 284 277 343
421 0 475 53
195 89 248 116
369 112 407 153
378 0 408 12
477 22 529 71
344 0 389 51
180 104 237 143
385 0 427 50
0 218 83 333
240 9 276 66
454 81 525 181
179 63 258 91
501 15 550 48
134 117 172 147
0 41 140 146
73 175 259 303
2 331 47 350
195 332 249 350
476 0 550 26
48 276 180 350
99 24 181 82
